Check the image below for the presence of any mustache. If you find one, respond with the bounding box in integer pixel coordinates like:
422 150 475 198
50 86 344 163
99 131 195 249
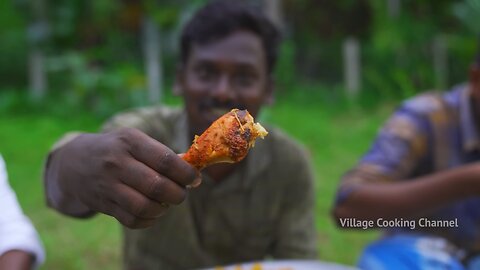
199 99 245 111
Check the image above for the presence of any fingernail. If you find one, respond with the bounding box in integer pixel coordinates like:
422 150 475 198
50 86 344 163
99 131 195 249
187 174 202 189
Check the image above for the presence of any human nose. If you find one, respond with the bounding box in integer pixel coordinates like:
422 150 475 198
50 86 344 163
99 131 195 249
211 75 235 101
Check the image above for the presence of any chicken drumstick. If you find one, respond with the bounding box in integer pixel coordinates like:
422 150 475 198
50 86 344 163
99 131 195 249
182 109 268 170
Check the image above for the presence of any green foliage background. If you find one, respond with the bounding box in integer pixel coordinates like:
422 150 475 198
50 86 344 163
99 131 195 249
1 0 480 268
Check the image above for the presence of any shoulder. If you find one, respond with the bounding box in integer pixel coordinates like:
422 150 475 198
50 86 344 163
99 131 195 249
400 91 448 116
102 105 182 132
265 127 314 189
382 91 456 137
399 86 463 118
385 87 463 137
268 127 311 165
265 128 315 204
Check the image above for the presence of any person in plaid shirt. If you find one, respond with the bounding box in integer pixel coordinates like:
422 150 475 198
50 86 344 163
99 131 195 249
333 55 480 269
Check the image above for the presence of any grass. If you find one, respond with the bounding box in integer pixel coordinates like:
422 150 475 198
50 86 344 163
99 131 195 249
0 89 397 268
0 112 122 269
265 89 393 264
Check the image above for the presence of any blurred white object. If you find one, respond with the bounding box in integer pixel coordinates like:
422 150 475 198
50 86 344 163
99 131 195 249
0 154 45 268
202 259 359 270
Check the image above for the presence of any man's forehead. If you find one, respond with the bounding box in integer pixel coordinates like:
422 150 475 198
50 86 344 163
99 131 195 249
189 31 265 66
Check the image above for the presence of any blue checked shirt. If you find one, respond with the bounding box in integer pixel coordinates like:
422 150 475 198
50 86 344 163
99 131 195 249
337 84 480 252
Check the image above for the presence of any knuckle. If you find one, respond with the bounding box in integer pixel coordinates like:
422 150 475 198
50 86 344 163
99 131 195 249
146 175 186 205
121 214 140 228
100 156 120 171
132 199 150 218
116 127 140 146
147 174 166 199
116 128 142 155
119 127 137 137
157 151 174 171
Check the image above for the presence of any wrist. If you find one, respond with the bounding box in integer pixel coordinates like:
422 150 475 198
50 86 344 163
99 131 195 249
44 145 95 218
0 250 34 270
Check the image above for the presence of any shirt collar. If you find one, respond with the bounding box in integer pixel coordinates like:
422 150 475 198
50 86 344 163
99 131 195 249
460 85 480 152
171 110 271 193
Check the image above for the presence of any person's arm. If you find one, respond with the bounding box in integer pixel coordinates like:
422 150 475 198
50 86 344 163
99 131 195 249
0 250 34 270
332 102 480 221
44 125 199 229
271 138 317 259
0 155 45 269
333 164 480 220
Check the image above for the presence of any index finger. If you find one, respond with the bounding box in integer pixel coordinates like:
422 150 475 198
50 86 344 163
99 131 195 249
123 128 197 187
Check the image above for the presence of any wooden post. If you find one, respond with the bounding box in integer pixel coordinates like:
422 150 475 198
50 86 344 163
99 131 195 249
433 35 448 90
28 0 48 101
387 0 401 18
143 16 162 104
29 48 47 101
262 0 284 30
343 37 361 97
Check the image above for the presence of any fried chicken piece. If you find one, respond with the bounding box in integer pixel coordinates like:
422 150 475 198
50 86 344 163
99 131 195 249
182 109 268 170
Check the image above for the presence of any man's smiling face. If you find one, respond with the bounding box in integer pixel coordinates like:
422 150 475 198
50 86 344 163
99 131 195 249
175 30 273 137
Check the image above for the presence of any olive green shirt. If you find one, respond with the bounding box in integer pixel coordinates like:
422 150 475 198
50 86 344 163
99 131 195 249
101 106 317 269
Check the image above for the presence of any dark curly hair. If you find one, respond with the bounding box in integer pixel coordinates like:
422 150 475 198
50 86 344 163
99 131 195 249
180 0 281 74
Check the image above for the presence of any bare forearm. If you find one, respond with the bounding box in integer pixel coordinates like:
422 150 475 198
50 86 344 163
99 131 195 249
334 164 480 220
0 250 34 270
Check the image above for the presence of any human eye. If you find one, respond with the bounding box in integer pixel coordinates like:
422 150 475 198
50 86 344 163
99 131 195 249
234 70 256 88
195 64 216 82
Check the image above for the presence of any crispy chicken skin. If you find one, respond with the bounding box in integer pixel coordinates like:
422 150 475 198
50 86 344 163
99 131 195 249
182 109 268 170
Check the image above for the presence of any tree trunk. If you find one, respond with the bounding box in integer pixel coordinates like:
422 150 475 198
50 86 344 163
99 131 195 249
343 37 361 97
433 35 448 90
387 0 401 18
28 0 48 101
142 16 162 104
262 0 284 30
29 48 47 100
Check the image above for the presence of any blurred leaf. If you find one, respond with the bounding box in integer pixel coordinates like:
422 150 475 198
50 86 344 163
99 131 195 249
453 0 480 34
151 7 180 28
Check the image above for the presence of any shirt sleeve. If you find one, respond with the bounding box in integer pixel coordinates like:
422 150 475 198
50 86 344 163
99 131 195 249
100 106 169 134
0 155 45 269
101 110 151 132
271 137 318 259
336 104 430 205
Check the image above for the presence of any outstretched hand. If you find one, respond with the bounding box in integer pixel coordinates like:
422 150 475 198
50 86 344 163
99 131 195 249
48 128 199 228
